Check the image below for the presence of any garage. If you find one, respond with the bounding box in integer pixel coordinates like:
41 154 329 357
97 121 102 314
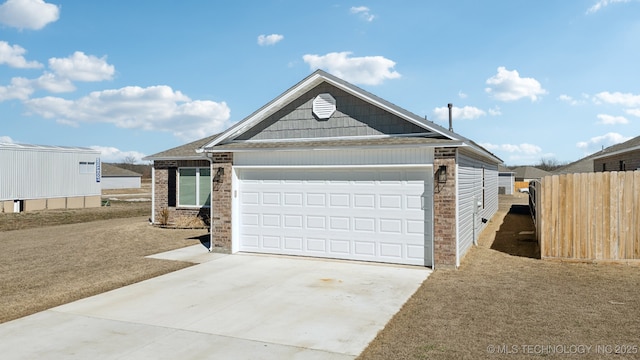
148 69 502 269
235 168 433 266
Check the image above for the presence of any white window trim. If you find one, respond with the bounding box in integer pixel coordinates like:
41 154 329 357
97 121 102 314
177 167 211 208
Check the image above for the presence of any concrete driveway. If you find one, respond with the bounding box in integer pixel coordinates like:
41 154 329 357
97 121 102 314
0 247 431 359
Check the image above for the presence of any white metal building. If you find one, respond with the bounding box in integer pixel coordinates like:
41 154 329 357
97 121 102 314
0 143 102 212
101 163 142 189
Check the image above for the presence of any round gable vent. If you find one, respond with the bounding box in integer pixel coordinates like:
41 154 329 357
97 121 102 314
312 93 336 119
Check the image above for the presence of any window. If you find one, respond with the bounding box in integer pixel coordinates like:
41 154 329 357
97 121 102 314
602 163 606 172
619 161 626 171
178 167 211 207
79 161 95 174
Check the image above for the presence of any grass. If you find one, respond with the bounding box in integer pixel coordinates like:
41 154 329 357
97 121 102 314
0 202 207 324
2 194 639 359
358 195 640 360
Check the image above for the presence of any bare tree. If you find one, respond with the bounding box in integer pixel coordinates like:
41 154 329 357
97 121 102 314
123 155 137 164
537 157 564 171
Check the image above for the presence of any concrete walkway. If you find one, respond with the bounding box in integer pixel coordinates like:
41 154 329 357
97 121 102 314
0 248 431 359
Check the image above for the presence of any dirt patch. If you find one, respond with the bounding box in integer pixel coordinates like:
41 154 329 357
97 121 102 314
359 195 640 360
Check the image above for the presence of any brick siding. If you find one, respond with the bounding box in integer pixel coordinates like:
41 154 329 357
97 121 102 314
211 153 233 251
433 147 458 269
594 149 640 172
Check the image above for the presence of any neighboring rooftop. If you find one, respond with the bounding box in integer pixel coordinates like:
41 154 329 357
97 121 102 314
592 135 640 160
144 133 220 160
0 142 98 153
101 163 142 177
513 166 551 180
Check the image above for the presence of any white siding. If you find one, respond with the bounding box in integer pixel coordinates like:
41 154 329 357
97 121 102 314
456 153 499 264
498 173 514 194
234 147 434 167
0 145 101 201
101 176 141 190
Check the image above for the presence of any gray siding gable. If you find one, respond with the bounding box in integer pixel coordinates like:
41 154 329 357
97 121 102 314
235 83 434 141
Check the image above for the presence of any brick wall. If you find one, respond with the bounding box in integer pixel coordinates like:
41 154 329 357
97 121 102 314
433 147 457 269
153 159 211 225
594 149 640 172
211 153 233 251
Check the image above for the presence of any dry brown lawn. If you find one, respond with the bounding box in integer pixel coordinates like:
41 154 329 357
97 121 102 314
359 195 640 360
0 201 208 324
2 194 639 359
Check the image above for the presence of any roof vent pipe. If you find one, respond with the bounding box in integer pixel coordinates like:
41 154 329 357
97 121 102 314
447 103 453 132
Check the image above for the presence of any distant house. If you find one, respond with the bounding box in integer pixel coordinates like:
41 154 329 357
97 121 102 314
0 142 101 213
593 135 640 172
498 165 515 194
553 155 597 175
513 166 551 182
101 163 142 189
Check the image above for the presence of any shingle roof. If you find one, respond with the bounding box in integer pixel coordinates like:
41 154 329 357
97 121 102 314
101 163 142 177
143 133 221 160
208 137 462 151
513 166 551 179
592 135 640 159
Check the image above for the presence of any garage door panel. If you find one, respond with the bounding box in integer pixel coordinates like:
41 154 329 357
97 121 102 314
306 193 326 206
284 237 303 251
354 217 375 232
262 192 280 205
329 239 350 254
237 169 433 266
329 193 350 207
329 216 350 231
284 192 303 206
354 241 375 256
379 243 403 258
306 215 326 229
306 238 326 252
354 194 375 208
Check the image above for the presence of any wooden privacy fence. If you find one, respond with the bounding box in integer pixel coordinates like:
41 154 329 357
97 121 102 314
531 171 640 262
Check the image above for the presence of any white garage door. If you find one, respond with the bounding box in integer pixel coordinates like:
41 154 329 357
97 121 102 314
236 168 433 266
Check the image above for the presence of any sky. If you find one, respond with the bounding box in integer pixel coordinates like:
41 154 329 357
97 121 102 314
1 0 639 166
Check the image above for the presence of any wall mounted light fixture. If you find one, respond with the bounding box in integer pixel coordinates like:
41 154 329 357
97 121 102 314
213 167 225 183
437 165 447 183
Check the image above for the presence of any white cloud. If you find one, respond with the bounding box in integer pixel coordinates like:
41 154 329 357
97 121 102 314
482 142 543 155
433 105 486 121
90 145 147 164
303 51 400 85
594 91 640 107
24 85 232 142
0 77 34 101
48 52 115 82
0 135 15 143
481 142 544 164
458 90 467 99
557 94 585 106
596 113 629 125
586 0 630 14
485 66 547 102
488 106 502 116
257 34 284 46
33 72 75 93
0 0 59 30
625 108 640 117
350 6 375 22
0 41 42 68
576 132 631 152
